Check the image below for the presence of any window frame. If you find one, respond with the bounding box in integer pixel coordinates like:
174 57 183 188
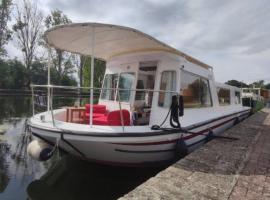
116 72 136 102
100 73 119 101
235 91 241 104
180 70 213 109
158 70 177 108
100 72 135 102
217 87 231 106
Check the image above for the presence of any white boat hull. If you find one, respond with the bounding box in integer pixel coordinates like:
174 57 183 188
29 109 250 166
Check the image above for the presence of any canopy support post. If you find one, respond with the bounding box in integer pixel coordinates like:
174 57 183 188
90 26 95 127
47 48 52 112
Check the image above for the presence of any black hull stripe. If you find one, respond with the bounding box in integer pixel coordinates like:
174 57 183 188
29 109 250 137
115 149 174 153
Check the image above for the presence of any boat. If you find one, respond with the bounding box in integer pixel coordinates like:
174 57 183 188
241 87 268 112
27 23 251 166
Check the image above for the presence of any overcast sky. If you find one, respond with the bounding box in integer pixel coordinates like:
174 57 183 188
8 0 270 83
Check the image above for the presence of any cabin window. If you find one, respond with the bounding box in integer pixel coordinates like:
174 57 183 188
235 91 241 104
217 88 230 105
181 71 212 108
101 74 119 100
117 73 135 102
158 71 176 107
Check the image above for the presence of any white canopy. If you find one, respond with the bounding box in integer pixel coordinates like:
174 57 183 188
45 22 211 69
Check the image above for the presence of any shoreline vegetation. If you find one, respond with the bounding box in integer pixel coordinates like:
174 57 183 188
1 1 105 91
0 1 269 93
0 89 99 97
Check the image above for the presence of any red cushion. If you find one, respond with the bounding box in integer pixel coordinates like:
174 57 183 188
85 113 106 118
91 109 130 126
85 104 106 114
93 116 109 125
107 110 130 126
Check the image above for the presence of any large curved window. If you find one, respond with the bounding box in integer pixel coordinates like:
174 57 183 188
181 71 212 108
101 73 135 102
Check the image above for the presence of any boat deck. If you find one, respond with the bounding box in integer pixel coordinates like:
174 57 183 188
119 108 270 200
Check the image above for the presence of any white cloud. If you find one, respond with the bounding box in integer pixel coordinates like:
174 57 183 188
6 0 270 83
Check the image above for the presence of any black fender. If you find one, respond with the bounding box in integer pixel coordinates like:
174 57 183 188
174 137 188 159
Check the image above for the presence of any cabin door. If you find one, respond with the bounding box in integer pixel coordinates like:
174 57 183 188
133 63 157 125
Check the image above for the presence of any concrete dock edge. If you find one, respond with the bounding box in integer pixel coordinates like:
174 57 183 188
119 109 270 200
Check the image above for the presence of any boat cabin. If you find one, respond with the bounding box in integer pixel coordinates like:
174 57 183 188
51 50 243 128
42 23 246 129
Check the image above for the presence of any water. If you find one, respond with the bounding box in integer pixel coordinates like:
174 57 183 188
0 96 166 200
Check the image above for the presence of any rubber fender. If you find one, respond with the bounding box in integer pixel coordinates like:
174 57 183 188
233 117 240 125
206 130 214 142
27 140 53 161
174 137 188 159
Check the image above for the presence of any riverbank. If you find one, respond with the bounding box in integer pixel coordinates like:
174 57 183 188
120 109 270 200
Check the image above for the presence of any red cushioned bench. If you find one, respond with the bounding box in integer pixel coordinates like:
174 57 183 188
93 109 130 126
83 104 130 126
83 104 107 123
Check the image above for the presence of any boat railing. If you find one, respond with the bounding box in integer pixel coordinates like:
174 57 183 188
30 84 179 131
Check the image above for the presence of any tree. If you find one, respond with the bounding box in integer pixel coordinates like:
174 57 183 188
83 57 106 88
12 0 43 87
250 80 265 88
225 80 248 88
44 9 73 84
265 83 270 90
0 58 27 89
0 0 12 56
30 60 77 86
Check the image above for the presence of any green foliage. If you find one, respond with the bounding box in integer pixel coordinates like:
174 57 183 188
82 57 106 88
225 80 248 88
45 9 71 29
44 9 76 85
0 59 27 89
0 59 77 89
0 0 12 56
252 100 264 113
265 83 270 90
250 80 265 88
31 60 77 86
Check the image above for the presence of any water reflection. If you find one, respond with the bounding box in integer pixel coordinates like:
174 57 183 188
0 97 56 200
0 97 31 124
0 117 56 199
0 141 10 193
27 155 165 200
0 96 166 200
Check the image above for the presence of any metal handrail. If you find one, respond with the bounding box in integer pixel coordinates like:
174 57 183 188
31 84 180 129
30 84 179 94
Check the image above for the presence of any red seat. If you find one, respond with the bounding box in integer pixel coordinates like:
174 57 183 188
85 113 105 118
85 104 106 114
83 104 107 123
93 109 130 126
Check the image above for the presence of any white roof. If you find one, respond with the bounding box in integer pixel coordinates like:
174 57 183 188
45 22 211 69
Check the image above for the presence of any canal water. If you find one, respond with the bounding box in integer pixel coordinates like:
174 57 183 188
0 96 166 200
